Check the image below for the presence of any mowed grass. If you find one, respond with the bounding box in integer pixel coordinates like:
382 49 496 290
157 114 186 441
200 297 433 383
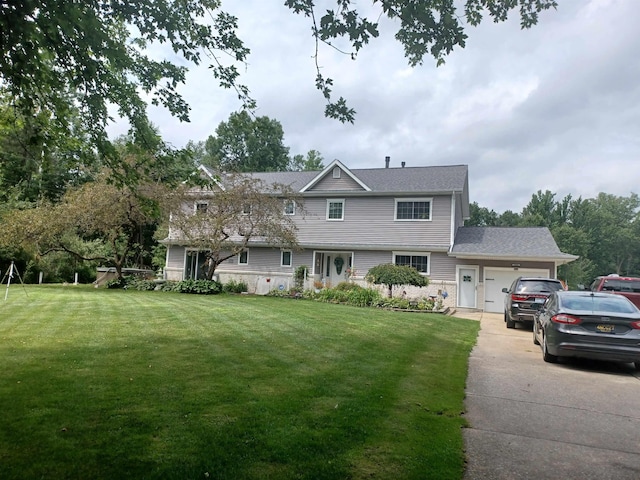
0 285 479 480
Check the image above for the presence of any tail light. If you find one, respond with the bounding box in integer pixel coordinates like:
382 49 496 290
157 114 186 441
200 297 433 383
551 314 582 325
512 294 529 301
631 321 640 330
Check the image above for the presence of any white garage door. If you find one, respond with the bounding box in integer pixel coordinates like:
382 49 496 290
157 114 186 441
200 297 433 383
484 268 550 313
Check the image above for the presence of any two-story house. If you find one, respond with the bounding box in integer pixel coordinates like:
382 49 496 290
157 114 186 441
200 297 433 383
163 158 576 312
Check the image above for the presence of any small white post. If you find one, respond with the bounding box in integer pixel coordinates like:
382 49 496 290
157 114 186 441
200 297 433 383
74 272 79 285
39 272 44 284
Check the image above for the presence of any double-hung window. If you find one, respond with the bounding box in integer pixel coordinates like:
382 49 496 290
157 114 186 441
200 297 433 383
238 250 249 265
394 252 430 274
326 199 344 221
395 198 432 221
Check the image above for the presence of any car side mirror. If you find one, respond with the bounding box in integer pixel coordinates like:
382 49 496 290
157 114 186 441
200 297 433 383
501 287 508 293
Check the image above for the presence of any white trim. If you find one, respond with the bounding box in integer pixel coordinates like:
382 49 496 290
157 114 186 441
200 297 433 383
456 265 479 309
394 197 433 221
326 199 345 221
392 251 431 275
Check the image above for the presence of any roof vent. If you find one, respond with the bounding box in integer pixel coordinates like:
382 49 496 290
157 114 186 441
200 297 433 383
385 156 390 168
401 161 406 168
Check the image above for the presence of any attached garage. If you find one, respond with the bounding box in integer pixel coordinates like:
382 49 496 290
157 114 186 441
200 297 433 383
483 268 550 313
450 227 578 312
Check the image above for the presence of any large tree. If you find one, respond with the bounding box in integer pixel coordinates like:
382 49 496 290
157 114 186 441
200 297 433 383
289 149 325 172
1 1 556 158
0 0 252 170
203 111 290 172
164 172 300 279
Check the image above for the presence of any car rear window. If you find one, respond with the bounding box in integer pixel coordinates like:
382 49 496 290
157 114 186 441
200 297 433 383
599 278 640 293
515 280 563 294
561 295 638 314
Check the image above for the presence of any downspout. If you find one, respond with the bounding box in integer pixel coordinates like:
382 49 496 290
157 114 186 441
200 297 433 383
449 191 456 253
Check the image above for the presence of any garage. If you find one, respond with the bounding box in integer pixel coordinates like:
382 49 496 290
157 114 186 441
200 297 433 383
483 268 550 313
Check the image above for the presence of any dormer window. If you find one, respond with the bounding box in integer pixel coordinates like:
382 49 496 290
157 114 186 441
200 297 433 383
195 202 208 213
332 167 341 179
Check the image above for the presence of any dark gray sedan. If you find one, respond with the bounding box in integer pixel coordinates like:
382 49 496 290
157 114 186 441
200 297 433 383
533 291 640 369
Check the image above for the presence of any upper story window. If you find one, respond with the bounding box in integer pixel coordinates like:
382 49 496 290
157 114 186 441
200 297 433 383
332 167 341 179
395 198 432 221
284 200 296 216
394 252 430 274
326 199 344 221
242 204 251 215
238 250 249 265
195 202 208 213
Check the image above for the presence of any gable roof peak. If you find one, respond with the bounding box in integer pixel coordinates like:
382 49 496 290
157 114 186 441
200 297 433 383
300 159 371 192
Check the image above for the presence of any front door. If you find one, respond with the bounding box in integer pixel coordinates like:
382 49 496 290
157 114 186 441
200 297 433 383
458 267 478 308
316 251 351 287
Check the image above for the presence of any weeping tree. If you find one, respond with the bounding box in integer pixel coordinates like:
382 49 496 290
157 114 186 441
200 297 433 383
365 263 429 298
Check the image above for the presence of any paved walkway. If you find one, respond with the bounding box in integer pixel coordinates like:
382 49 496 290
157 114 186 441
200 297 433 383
455 310 640 480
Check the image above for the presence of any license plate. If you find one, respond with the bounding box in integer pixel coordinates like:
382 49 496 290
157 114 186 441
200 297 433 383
534 298 545 303
596 324 615 333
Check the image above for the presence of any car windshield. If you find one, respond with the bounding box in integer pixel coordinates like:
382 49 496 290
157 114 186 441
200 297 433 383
561 295 638 314
515 280 563 294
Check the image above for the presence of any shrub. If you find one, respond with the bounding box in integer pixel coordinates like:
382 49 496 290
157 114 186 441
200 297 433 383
365 263 429 298
223 279 248 294
173 279 223 295
333 281 363 292
294 265 309 291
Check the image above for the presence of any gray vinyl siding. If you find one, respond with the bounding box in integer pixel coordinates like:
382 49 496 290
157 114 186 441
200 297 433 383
294 195 452 248
216 247 314 274
429 252 458 281
309 171 365 191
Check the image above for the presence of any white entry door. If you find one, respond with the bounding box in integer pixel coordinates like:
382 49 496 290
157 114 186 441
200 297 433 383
457 267 478 308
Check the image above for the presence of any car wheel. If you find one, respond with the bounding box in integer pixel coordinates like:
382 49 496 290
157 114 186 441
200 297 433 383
533 322 540 345
542 332 558 364
506 313 515 329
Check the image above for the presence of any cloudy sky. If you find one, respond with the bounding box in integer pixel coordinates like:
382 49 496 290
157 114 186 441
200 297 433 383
112 1 640 214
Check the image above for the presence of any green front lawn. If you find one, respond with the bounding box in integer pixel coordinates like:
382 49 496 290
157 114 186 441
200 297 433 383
0 285 479 480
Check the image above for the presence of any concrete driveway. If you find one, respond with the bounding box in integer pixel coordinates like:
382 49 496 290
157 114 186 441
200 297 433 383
460 311 640 479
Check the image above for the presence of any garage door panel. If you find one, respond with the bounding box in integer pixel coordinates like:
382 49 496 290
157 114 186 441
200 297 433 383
484 268 550 313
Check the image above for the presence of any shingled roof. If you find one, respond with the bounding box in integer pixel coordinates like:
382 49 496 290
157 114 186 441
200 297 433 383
200 162 468 195
451 226 578 263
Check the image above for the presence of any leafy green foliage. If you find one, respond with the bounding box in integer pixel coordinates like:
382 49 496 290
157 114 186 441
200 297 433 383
222 279 248 294
0 0 253 163
365 263 429 297
172 279 223 294
289 149 325 171
204 111 290 172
